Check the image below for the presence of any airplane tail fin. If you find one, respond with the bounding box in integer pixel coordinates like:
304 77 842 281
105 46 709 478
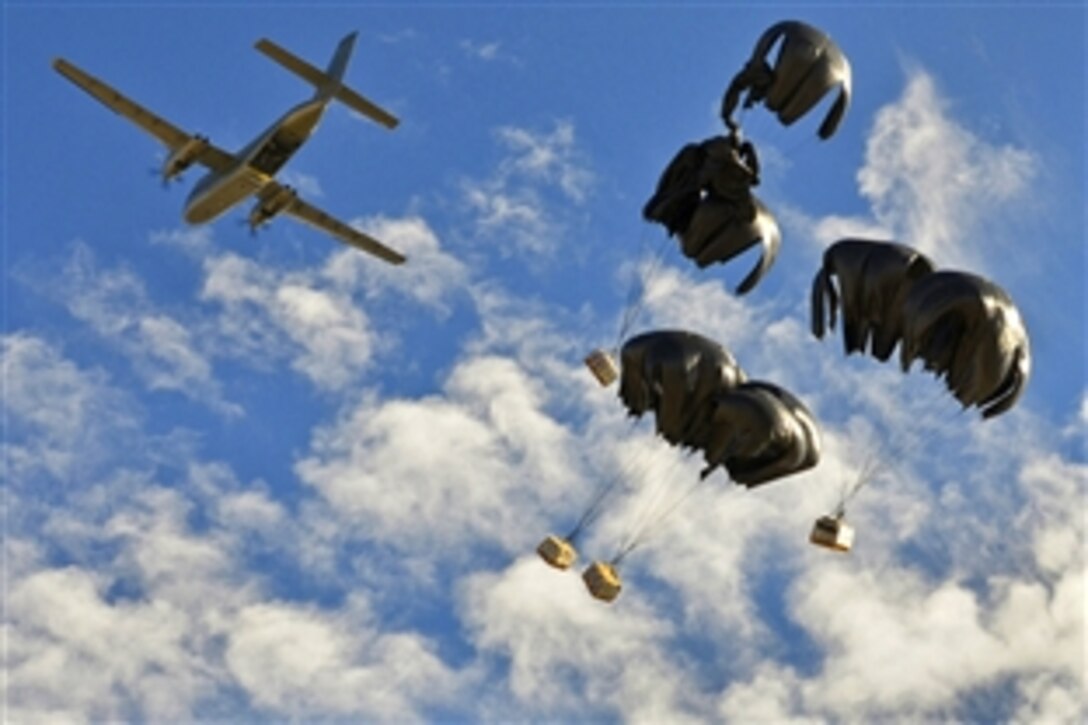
255 32 399 129
323 31 356 95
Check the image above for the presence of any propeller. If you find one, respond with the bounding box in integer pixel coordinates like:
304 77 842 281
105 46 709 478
237 217 262 238
147 154 183 188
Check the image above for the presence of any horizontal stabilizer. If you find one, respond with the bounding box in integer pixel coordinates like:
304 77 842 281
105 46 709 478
333 85 399 130
255 36 399 129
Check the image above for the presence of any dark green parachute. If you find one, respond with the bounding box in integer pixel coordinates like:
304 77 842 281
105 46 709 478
701 380 821 486
899 270 1031 419
618 330 820 485
619 329 747 448
811 238 937 360
722 20 852 140
811 239 1031 419
642 135 780 294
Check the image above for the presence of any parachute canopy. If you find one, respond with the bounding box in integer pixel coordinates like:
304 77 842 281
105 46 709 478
619 329 746 447
899 270 1031 419
811 238 1031 418
702 380 821 486
642 135 781 294
722 20 852 140
618 330 820 486
811 238 936 360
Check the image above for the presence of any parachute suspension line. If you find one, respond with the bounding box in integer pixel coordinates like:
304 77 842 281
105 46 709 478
835 446 883 517
565 418 655 544
780 130 819 164
833 381 949 517
611 467 717 566
613 227 672 354
609 447 709 566
612 443 689 552
565 471 623 544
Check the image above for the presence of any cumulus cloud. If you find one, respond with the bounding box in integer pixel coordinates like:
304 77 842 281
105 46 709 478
200 251 375 390
856 69 1037 271
459 557 698 723
7 59 1081 725
39 242 241 415
706 437 1086 723
4 337 466 722
324 214 469 312
295 353 584 557
460 120 594 257
195 213 464 390
2 333 137 482
6 566 214 723
459 38 503 62
225 598 461 721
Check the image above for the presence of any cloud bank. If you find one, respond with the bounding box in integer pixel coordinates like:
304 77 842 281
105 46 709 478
6 66 1083 723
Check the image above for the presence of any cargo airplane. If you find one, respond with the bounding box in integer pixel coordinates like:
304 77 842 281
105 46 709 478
53 32 406 265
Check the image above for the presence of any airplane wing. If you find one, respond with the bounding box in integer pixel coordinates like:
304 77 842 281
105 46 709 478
52 57 235 171
272 184 406 265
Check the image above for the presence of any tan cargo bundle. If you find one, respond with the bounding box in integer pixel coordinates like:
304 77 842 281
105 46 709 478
584 349 619 387
582 561 623 602
809 514 854 552
536 535 577 570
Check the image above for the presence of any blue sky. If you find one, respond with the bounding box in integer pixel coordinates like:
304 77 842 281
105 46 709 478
3 2 1085 722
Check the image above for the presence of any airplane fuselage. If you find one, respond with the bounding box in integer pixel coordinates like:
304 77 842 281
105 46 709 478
183 98 327 224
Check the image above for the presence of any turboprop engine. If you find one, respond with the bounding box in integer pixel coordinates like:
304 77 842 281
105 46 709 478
248 184 297 231
161 134 210 183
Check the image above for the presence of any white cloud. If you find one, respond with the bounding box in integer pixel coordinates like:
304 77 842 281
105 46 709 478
4 342 468 721
200 251 377 390
459 557 697 723
6 567 213 723
325 214 469 312
50 242 240 415
460 120 595 257
460 38 503 62
225 599 460 720
295 353 583 557
197 213 463 390
279 283 374 387
2 333 136 482
462 179 553 255
495 121 594 203
856 69 1037 270
7 60 1081 725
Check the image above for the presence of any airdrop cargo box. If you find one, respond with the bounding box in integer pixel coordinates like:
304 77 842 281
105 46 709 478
809 515 854 552
584 349 619 387
537 535 577 570
583 561 623 602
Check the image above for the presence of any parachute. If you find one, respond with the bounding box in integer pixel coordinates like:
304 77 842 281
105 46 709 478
811 238 1031 419
547 330 821 601
807 239 1030 549
700 380 821 487
899 270 1031 419
619 331 819 484
811 239 937 360
721 20 852 140
640 20 848 298
642 135 780 295
618 329 747 446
